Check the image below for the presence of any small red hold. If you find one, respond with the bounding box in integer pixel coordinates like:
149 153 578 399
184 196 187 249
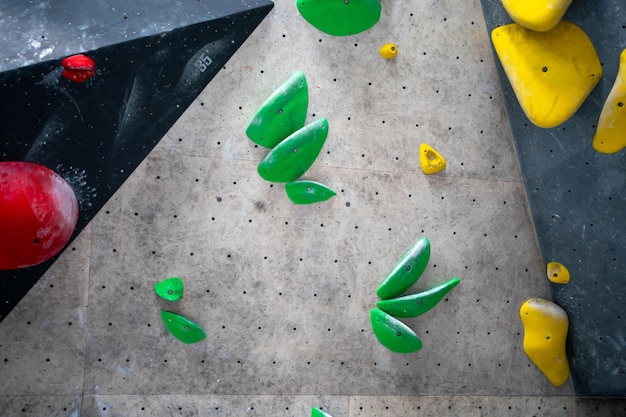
61 54 95 83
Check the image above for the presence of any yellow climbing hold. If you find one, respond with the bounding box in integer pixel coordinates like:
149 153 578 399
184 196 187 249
502 0 572 32
419 143 446 174
491 21 602 128
520 298 570 386
379 43 398 59
593 48 626 154
546 262 570 284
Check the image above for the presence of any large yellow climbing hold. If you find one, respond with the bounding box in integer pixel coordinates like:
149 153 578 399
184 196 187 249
593 49 626 154
379 43 398 59
520 298 570 386
492 21 602 128
419 143 446 174
501 0 572 32
546 262 570 284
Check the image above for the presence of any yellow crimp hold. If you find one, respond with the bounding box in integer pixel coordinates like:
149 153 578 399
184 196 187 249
419 143 446 174
520 298 570 386
502 0 572 32
593 48 626 154
379 43 398 59
546 262 570 284
491 21 602 128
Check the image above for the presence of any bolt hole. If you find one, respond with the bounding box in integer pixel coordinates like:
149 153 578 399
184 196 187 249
618 102 624 107
542 67 548 72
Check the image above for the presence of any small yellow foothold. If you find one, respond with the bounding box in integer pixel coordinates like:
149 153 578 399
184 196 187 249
593 48 626 154
520 298 570 386
502 0 572 32
491 21 602 128
546 262 570 284
419 143 446 174
379 43 398 59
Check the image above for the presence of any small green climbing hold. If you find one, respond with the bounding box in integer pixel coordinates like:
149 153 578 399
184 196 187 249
246 71 309 148
285 180 336 204
257 118 329 183
154 277 184 302
160 311 206 344
311 407 333 417
377 277 460 318
370 308 422 353
376 237 430 300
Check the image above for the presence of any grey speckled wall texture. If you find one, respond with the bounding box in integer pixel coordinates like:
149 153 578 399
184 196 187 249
480 0 626 397
1 0 626 416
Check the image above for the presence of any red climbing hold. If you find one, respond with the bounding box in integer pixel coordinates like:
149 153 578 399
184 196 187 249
61 54 96 83
0 162 79 270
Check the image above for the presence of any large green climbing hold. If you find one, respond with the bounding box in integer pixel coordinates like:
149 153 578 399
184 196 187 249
311 407 333 417
370 308 422 353
296 0 382 36
154 277 184 302
160 311 206 344
257 118 329 183
376 237 431 300
246 71 309 148
285 180 336 204
377 277 460 318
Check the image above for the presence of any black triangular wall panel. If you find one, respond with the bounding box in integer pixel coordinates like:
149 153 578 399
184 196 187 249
0 0 274 321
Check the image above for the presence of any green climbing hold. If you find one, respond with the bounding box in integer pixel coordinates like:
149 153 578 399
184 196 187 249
311 407 333 417
376 237 431 300
370 308 422 353
285 180 336 204
257 118 329 183
246 71 309 148
160 311 206 344
154 277 184 302
296 0 382 36
377 277 460 318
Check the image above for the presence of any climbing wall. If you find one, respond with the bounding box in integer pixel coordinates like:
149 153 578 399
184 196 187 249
480 0 626 396
1 0 626 415
0 0 274 321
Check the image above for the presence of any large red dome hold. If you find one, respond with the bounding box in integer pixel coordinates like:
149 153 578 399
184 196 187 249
0 162 79 270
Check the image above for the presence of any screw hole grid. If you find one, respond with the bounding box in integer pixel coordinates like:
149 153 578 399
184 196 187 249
4 0 625 414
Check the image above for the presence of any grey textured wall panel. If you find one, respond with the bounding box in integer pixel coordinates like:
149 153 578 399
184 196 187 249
480 0 626 397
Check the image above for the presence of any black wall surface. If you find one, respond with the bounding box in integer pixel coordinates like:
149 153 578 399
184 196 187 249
0 0 273 321
480 0 626 397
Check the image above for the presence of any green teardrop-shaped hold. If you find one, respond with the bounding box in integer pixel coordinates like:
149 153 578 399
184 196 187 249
296 0 382 36
376 237 430 300
160 311 206 344
370 308 422 353
377 277 460 318
154 277 184 302
257 118 329 183
285 180 336 204
311 407 333 417
246 71 309 148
